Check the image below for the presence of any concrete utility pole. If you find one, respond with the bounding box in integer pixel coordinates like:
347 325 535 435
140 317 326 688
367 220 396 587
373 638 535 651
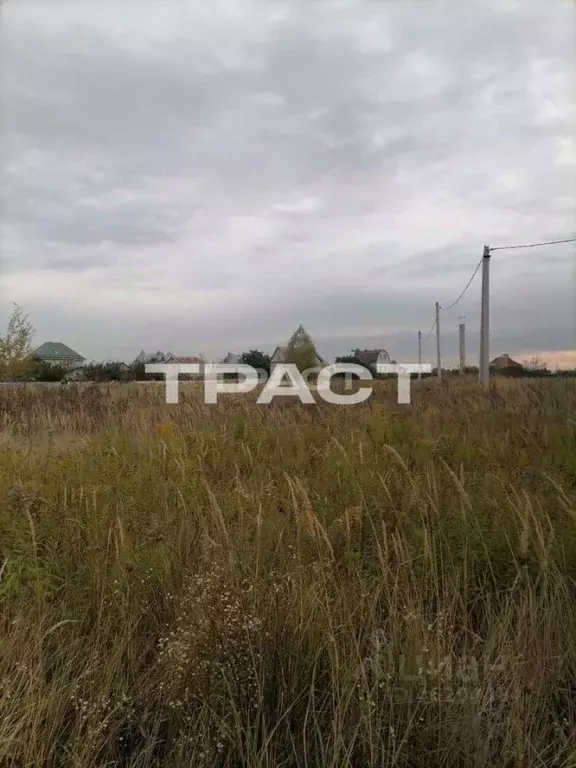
418 330 422 379
458 317 466 373
435 302 441 379
479 245 491 386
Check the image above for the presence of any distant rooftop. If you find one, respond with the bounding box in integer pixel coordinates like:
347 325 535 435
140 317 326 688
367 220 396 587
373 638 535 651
167 355 203 364
34 342 85 361
490 354 523 369
134 350 174 364
353 348 391 366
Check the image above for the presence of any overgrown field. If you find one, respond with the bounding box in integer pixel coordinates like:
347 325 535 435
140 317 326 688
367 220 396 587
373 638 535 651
0 378 575 767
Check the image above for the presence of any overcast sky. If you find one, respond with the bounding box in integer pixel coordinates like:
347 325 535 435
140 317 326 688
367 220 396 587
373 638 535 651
1 0 575 366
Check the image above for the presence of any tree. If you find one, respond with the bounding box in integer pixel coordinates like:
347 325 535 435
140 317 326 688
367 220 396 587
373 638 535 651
284 325 319 373
238 349 271 376
32 361 67 382
0 304 35 380
128 360 163 381
79 361 129 382
524 356 549 373
335 355 359 366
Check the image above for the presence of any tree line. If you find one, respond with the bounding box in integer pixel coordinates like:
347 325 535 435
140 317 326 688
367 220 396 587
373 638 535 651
0 310 327 382
1 305 573 382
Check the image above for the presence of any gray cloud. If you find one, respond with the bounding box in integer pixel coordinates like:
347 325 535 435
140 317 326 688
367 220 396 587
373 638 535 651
0 0 574 365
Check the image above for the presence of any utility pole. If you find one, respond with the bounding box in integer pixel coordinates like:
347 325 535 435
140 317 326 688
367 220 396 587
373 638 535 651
458 317 466 373
418 330 422 379
479 245 491 386
435 302 441 379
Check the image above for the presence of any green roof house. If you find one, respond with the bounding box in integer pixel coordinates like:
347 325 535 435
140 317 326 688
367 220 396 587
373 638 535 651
34 342 85 368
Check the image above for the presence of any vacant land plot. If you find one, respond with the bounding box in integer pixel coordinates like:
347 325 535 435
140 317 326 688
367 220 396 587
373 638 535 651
0 378 575 767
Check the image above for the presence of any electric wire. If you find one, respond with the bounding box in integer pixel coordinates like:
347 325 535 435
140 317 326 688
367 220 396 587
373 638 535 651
439 259 482 311
421 317 436 342
490 237 576 252
421 258 481 345
419 235 573 358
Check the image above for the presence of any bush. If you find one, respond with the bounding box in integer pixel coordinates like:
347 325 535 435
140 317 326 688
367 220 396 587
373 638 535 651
31 360 67 381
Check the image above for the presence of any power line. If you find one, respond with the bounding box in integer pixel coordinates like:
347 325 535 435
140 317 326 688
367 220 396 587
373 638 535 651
421 257 480 349
419 234 573 375
422 317 436 341
439 259 482 311
490 237 576 252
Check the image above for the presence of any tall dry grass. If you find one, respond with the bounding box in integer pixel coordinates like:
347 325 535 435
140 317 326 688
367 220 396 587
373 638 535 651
0 377 575 767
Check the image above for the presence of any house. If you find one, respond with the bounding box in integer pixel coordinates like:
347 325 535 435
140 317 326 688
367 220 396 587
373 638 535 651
490 354 524 371
165 355 203 364
353 348 393 368
164 355 204 379
221 352 240 364
133 350 174 364
134 351 204 379
270 345 328 371
34 342 85 369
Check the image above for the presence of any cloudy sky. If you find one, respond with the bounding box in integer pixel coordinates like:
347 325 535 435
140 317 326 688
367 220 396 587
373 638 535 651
1 0 575 366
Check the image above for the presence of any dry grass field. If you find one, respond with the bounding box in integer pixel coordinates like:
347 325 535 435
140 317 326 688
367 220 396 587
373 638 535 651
0 378 575 767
